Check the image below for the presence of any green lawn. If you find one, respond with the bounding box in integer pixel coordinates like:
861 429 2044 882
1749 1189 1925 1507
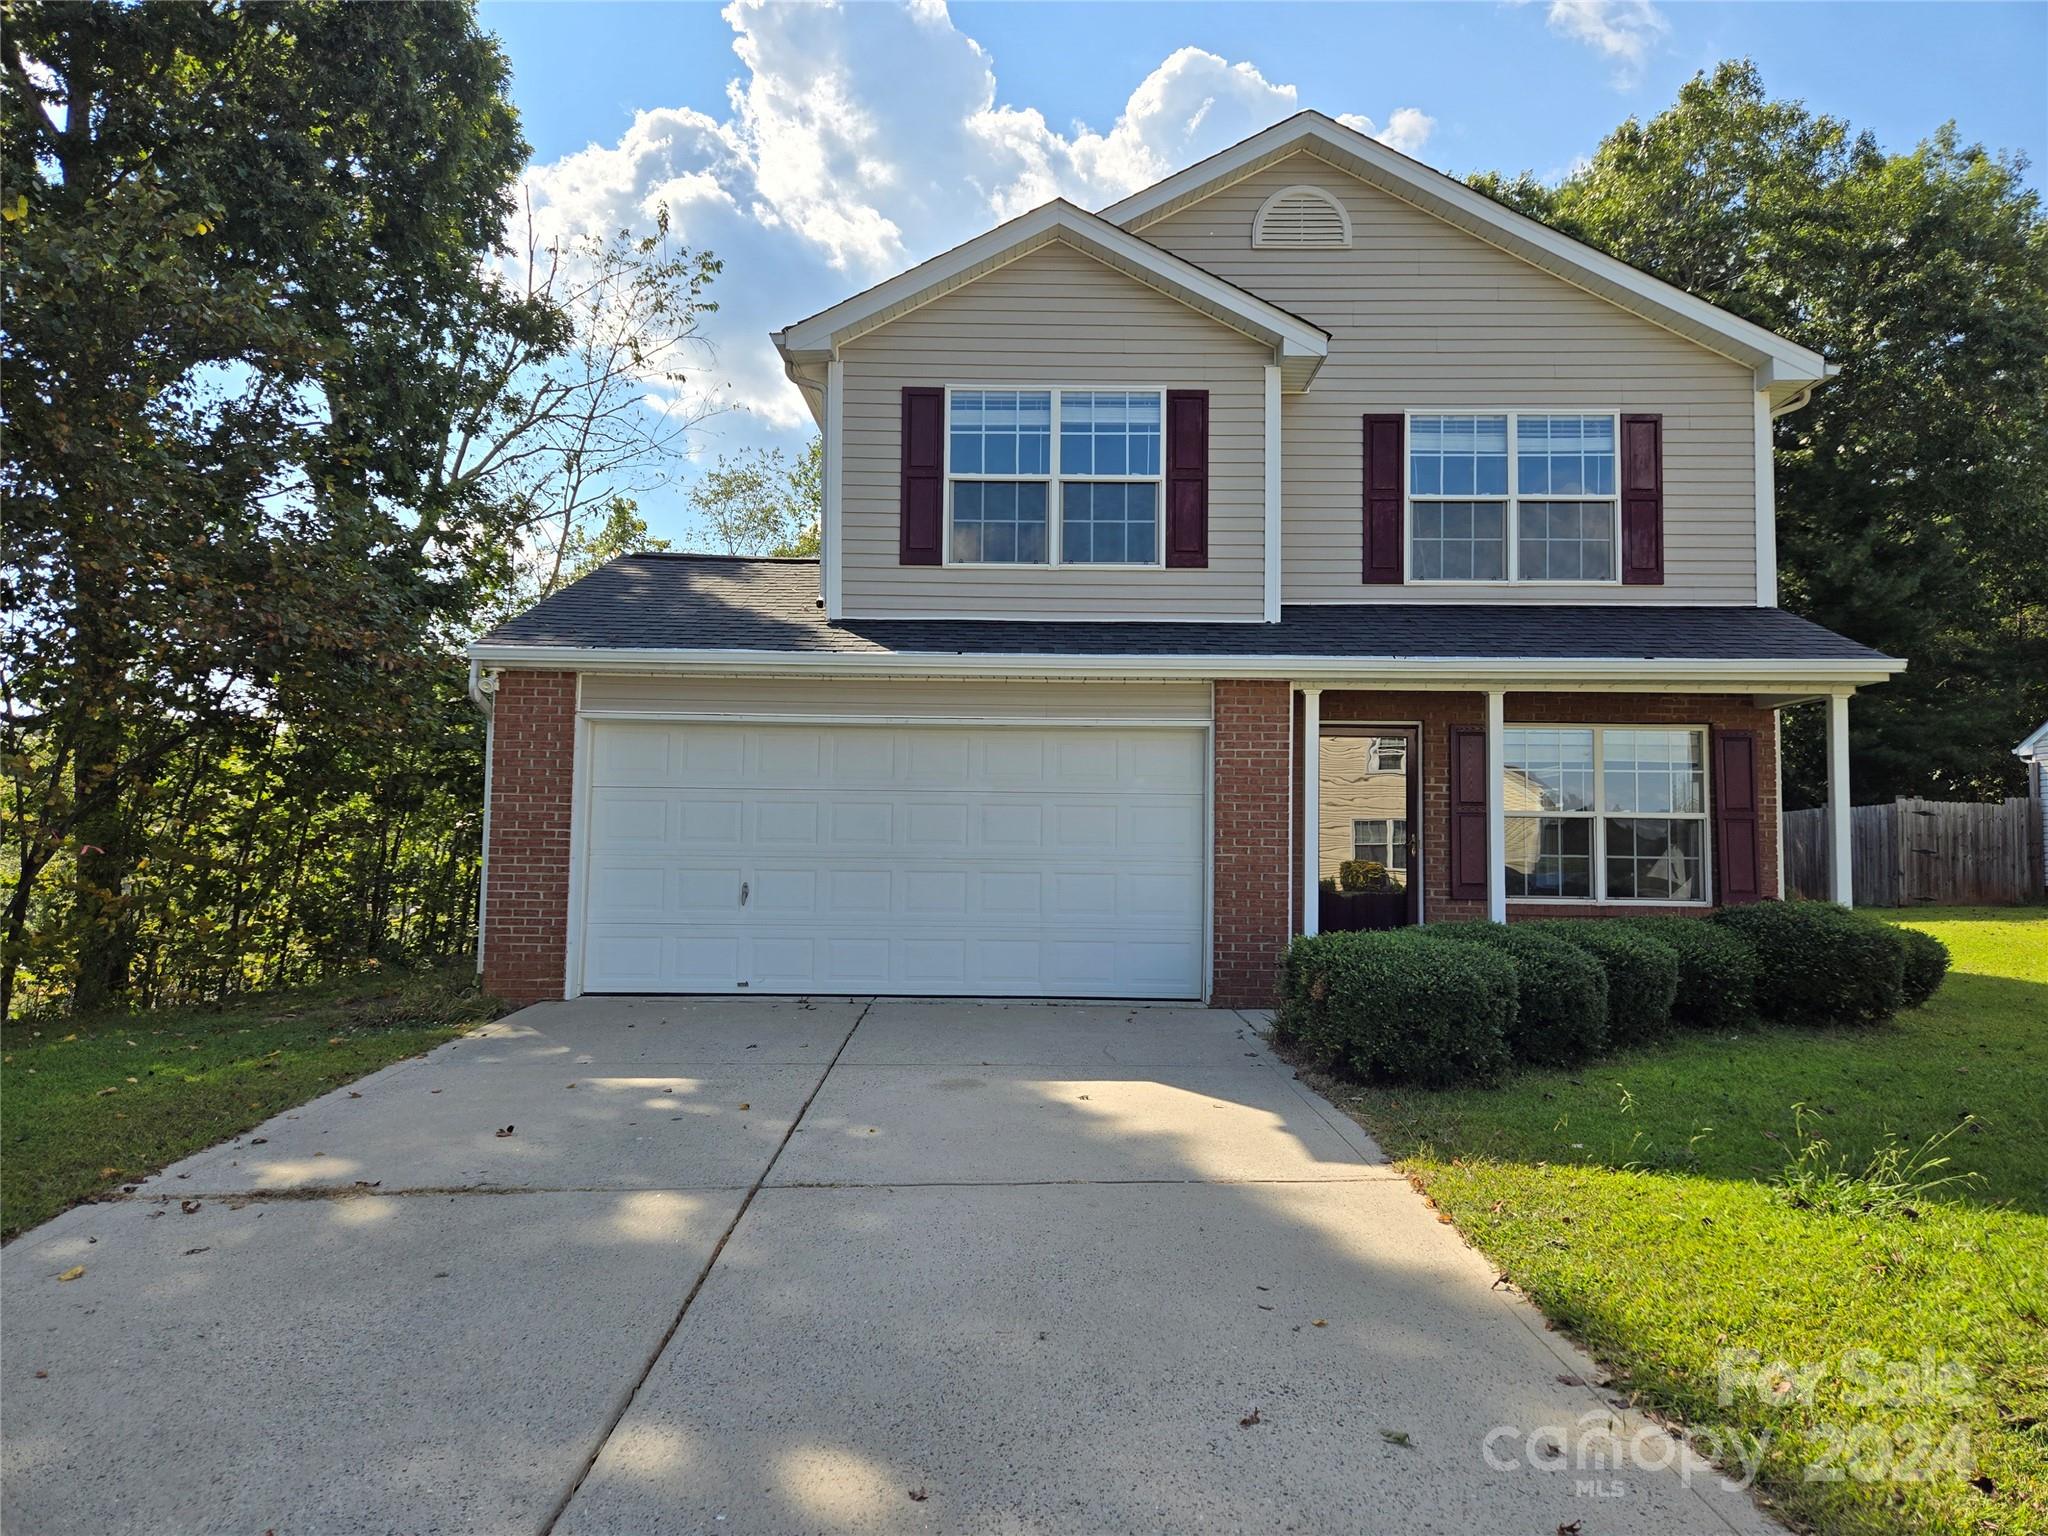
1315 908 2048 1536
2 965 503 1241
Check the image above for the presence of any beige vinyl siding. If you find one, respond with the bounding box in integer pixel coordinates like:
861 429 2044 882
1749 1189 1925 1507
1137 154 1760 604
838 240 1269 620
579 675 1211 722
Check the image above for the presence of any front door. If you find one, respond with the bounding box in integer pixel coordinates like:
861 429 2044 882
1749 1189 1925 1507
1317 726 1420 931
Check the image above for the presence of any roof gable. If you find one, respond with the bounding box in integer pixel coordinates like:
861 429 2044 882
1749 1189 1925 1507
773 200 1329 392
1102 112 1829 401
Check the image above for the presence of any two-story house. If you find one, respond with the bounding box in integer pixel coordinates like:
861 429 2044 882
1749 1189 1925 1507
469 112 1901 1008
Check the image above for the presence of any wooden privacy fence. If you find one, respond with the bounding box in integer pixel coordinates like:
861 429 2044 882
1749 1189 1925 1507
1785 797 2041 906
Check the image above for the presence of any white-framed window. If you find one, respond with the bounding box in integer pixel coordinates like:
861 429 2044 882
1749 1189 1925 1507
946 387 1165 567
1368 739 1407 774
1352 817 1409 882
1407 412 1619 584
1503 725 1710 903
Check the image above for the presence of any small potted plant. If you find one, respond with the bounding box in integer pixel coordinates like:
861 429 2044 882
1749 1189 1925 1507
1320 858 1407 931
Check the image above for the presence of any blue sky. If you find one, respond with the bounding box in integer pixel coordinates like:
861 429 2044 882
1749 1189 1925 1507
479 0 2048 546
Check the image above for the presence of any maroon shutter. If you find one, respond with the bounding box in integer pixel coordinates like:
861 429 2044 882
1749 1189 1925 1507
1448 725 1489 903
1620 413 1664 585
1362 413 1405 584
900 387 944 565
1713 728 1765 905
1164 389 1208 568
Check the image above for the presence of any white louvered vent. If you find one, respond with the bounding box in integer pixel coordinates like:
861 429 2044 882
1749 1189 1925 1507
1253 185 1351 249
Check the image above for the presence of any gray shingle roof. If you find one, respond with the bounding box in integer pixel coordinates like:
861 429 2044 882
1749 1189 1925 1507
476 553 1893 664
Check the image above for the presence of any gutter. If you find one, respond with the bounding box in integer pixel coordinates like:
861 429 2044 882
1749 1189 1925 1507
464 643 1905 689
466 659 499 976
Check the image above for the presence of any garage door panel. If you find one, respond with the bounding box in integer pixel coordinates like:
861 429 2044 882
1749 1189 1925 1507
581 721 1205 999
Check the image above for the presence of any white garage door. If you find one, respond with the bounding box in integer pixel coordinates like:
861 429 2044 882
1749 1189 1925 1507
577 720 1207 998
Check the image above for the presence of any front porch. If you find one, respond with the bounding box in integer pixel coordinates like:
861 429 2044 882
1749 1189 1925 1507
1211 681 1861 1008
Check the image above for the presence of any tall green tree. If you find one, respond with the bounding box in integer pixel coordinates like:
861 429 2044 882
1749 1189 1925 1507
0 1 554 1012
1475 63 2048 804
687 439 823 557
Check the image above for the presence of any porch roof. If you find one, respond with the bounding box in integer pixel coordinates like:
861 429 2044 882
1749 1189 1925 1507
471 555 1901 686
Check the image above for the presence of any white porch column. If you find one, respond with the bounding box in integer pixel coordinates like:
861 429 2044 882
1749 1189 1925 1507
1485 689 1508 922
1828 691 1854 906
1301 687 1322 936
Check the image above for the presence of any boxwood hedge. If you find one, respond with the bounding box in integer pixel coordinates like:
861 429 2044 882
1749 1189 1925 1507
1428 923 1609 1066
1896 926 1952 1009
1522 921 1679 1045
1277 929 1516 1086
1710 900 1905 1027
1613 916 1759 1031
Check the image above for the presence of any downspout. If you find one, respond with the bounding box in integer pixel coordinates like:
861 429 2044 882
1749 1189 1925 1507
467 659 499 975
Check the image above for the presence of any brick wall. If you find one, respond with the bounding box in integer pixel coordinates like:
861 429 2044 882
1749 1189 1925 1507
481 670 577 1006
1314 690 1780 924
1212 680 1294 1008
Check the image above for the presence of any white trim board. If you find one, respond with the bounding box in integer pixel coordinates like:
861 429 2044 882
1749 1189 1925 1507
472 645 1904 689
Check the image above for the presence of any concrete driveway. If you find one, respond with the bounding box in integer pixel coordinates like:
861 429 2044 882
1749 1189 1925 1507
3 997 1778 1535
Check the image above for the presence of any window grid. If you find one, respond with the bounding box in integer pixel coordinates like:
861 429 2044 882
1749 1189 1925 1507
1503 725 1711 905
1407 412 1622 584
1351 817 1410 880
945 386 1166 568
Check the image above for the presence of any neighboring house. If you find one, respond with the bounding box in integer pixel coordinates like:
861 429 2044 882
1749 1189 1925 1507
468 112 1902 1008
2017 720 2048 893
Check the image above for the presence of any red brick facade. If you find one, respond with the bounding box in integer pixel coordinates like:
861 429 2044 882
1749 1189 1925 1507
481 670 576 1006
473 672 1776 1011
1211 680 1295 1008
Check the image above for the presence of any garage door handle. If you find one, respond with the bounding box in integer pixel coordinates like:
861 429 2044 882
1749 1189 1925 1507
740 881 749 906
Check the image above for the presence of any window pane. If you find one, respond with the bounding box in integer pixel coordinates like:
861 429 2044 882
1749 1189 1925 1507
1518 499 1615 581
1504 728 1595 812
1605 817 1704 901
1411 500 1507 582
950 389 1050 479
1602 728 1705 814
1060 391 1162 479
1061 480 1158 564
1519 414 1616 499
1505 815 1592 898
951 479 1049 564
1411 415 1508 506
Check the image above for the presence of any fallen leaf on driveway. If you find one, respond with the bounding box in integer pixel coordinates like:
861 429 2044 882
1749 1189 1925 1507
34 1369 47 1378
907 1488 928 1502
738 1102 750 1111
348 1091 362 1099
1558 1522 1584 1535
1311 1319 1327 1328
180 1200 201 1214
1239 1408 1261 1428
249 1137 267 1145
183 1247 209 1257
495 1125 515 1137
1380 1429 1412 1447
56 1267 84 1282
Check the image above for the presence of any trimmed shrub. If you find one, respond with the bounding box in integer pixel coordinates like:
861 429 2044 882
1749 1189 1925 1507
1896 927 1952 1009
1711 901 1905 1027
1429 923 1609 1066
1615 917 1759 1031
1277 930 1514 1087
1523 921 1679 1045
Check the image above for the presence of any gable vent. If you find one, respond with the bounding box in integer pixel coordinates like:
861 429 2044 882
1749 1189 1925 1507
1253 185 1351 249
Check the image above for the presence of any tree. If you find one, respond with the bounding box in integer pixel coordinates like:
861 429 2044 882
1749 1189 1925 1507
1474 63 2048 804
0 1 553 1012
687 439 822 557
435 202 720 601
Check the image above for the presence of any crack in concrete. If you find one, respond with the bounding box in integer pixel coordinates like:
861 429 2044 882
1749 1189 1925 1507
535 994 878 1536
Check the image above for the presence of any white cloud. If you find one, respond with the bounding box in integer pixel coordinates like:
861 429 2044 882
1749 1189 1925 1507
515 1 1441 537
1334 107 1438 157
1543 0 1669 84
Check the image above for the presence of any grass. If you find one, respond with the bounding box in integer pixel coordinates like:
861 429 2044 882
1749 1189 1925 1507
2 964 503 1241
1312 908 2048 1536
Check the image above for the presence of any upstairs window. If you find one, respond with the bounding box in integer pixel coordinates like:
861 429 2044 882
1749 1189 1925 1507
1408 412 1619 583
948 388 1163 567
